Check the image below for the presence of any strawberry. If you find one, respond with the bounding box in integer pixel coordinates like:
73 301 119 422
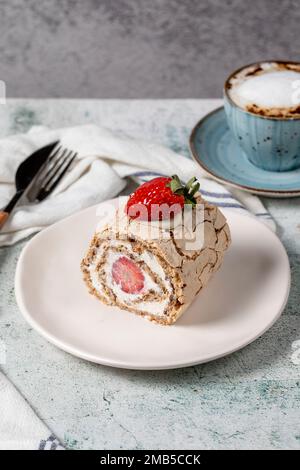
125 175 200 221
112 256 145 294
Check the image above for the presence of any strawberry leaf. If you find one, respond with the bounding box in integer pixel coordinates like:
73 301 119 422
189 182 200 197
186 177 197 191
168 174 200 206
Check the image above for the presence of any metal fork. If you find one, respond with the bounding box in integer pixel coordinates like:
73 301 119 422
26 143 77 202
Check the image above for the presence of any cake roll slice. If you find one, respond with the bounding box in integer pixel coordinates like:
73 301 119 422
81 175 231 325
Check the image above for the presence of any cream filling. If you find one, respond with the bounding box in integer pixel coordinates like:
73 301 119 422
105 250 161 303
141 251 172 293
130 299 170 317
88 240 173 317
89 246 109 301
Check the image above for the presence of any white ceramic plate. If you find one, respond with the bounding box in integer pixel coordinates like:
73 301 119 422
15 201 290 370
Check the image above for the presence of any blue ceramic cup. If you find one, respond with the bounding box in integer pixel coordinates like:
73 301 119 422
224 61 300 172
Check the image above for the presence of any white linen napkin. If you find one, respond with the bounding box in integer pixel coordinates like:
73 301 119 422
0 124 274 247
0 124 275 450
0 372 64 450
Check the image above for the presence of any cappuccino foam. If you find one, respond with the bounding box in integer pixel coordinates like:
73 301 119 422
227 62 300 117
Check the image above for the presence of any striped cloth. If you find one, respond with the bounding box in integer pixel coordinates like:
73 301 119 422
39 434 64 451
0 371 64 450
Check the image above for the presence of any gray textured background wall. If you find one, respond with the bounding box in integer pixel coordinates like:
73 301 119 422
1 0 300 98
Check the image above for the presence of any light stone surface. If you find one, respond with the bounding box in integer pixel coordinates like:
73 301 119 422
0 99 299 450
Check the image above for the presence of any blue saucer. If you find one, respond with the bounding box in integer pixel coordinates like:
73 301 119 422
189 107 300 197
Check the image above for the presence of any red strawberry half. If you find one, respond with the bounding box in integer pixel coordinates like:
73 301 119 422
125 175 200 221
112 256 145 294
